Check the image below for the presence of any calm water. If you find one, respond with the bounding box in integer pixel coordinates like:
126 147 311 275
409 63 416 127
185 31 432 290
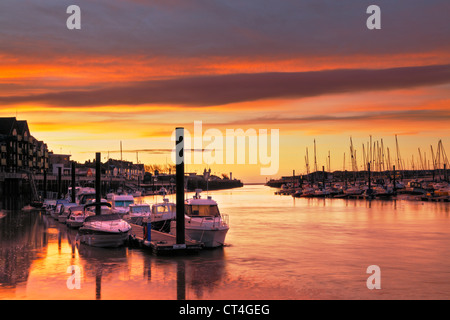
1 185 449 300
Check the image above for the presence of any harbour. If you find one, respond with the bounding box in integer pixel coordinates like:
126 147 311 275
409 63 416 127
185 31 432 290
1 1 450 304
1 185 450 300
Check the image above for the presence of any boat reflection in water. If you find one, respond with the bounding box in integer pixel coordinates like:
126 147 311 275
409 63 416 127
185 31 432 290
77 202 131 248
2 185 450 300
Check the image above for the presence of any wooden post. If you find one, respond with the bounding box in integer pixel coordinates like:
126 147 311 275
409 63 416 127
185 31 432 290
71 161 76 203
393 165 396 194
43 169 47 199
57 167 62 199
176 127 185 245
96 152 101 215
322 166 325 190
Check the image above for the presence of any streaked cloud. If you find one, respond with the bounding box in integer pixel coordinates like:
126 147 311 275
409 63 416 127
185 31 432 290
2 65 449 107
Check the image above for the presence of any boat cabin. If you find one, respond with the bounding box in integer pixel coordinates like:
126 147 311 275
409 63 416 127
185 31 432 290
185 197 221 217
112 194 134 209
129 203 151 216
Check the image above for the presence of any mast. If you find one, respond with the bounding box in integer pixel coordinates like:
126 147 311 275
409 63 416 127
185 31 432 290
305 147 310 175
395 134 403 172
314 139 318 173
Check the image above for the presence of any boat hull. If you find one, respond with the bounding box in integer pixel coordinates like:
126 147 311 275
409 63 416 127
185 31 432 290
185 227 229 248
66 220 84 228
77 229 130 248
58 214 68 223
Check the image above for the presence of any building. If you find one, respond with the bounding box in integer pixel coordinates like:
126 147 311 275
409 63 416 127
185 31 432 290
48 152 72 176
0 117 49 173
104 158 144 180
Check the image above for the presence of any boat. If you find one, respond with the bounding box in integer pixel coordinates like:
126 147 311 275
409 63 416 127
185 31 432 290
42 199 56 211
300 186 315 198
111 194 135 216
343 185 364 197
77 190 97 205
123 203 152 225
49 199 70 219
292 190 302 198
170 189 229 248
149 198 176 233
131 190 142 197
77 202 131 248
66 205 89 228
373 185 395 199
57 202 78 223
403 181 428 195
44 200 57 215
67 187 96 204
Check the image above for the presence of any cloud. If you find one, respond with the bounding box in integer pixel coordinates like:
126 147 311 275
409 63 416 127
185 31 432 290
223 109 450 126
1 64 449 107
0 0 449 61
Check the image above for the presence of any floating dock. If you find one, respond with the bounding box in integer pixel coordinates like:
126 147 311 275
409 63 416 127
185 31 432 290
129 223 203 255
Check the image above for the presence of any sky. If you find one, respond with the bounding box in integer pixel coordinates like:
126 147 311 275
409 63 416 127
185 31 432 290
0 0 449 182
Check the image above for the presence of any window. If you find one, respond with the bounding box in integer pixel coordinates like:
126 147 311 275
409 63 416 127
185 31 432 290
185 205 220 217
114 200 134 208
154 204 175 213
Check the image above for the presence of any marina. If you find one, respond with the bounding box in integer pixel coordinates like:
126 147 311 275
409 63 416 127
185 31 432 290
1 1 449 303
1 185 450 300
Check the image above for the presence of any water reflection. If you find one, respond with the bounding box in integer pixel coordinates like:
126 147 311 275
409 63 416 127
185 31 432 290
0 207 229 299
1 186 450 299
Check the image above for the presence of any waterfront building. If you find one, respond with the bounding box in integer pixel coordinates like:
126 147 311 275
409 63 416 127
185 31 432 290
0 117 49 173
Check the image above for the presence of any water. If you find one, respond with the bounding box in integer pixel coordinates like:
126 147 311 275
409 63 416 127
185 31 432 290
1 185 449 300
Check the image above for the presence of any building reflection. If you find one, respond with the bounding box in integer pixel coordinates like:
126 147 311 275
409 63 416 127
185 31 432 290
0 209 47 289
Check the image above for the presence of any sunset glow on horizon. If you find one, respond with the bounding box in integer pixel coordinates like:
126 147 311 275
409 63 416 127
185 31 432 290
1 0 449 182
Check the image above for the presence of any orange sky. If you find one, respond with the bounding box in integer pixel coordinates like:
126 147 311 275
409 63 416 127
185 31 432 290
1 1 449 182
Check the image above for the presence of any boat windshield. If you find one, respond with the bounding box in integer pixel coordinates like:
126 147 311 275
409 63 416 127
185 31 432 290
185 204 220 217
153 204 175 214
131 206 150 213
114 200 134 208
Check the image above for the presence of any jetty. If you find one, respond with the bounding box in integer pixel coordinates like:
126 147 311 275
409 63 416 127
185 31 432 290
128 224 202 255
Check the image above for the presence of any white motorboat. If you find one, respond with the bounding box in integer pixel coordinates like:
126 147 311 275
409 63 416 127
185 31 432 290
170 189 229 248
123 203 151 225
66 205 89 228
57 203 78 223
343 185 364 196
77 202 131 248
111 194 134 216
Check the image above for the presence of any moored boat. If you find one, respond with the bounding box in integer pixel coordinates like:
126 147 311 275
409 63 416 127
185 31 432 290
111 194 134 216
77 202 131 248
66 205 89 228
170 189 229 248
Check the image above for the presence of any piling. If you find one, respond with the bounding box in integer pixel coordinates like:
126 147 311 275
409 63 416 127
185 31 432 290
43 169 47 199
322 166 325 190
71 161 76 203
393 165 397 194
175 127 185 245
95 152 101 216
57 167 62 199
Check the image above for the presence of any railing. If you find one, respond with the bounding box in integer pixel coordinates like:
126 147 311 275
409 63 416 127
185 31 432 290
188 213 229 228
